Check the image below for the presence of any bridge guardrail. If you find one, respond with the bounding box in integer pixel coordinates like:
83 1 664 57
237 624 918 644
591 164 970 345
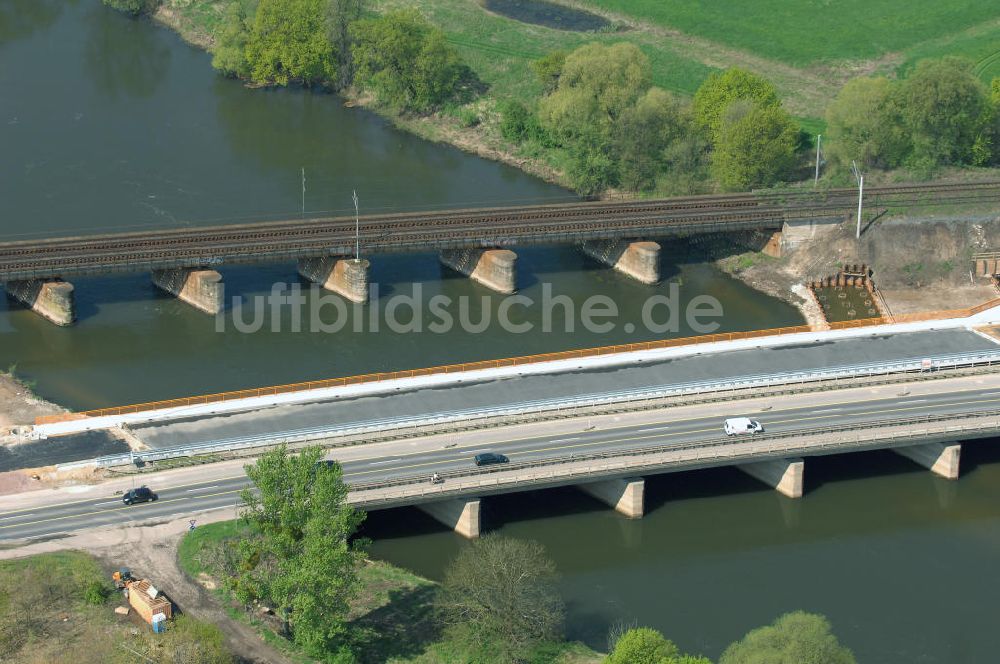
63 350 1000 470
36 295 1000 426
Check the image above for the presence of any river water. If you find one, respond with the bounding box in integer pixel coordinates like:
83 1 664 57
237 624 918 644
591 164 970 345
366 443 1000 662
0 0 800 409
5 4 997 663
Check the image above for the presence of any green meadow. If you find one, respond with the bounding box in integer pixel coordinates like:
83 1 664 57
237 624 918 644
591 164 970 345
577 0 1000 67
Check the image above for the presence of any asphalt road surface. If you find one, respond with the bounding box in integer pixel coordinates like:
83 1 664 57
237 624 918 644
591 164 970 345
4 383 999 541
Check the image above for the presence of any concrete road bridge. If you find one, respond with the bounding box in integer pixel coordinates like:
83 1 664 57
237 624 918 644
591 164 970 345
2 180 998 325
2 367 998 541
6 315 1000 541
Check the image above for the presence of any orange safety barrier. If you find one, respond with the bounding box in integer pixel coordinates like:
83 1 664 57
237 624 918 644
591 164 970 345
34 296 1000 426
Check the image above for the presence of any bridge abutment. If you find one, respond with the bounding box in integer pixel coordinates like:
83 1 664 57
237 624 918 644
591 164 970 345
739 457 804 498
418 498 481 538
579 477 645 518
4 279 75 326
440 248 517 294
152 268 224 315
579 239 660 284
894 442 961 479
298 256 371 304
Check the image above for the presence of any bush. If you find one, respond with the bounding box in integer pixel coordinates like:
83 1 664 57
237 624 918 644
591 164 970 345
720 611 855 664
101 0 159 16
896 57 991 168
692 68 780 141
351 10 467 112
711 100 799 191
81 580 109 606
436 535 565 662
245 0 338 86
498 99 548 144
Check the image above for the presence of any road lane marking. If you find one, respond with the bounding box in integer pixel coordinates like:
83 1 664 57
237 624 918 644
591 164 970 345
186 485 220 492
342 394 1000 478
6 384 1000 519
0 474 246 517
0 488 246 532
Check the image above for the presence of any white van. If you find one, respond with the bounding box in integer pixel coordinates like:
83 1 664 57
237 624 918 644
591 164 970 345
724 417 764 436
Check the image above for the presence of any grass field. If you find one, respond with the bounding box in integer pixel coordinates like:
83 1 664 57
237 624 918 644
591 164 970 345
1 550 232 664
578 0 1000 67
379 0 717 98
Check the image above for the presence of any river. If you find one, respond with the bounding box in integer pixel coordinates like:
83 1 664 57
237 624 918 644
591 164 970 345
0 0 800 409
366 443 1000 662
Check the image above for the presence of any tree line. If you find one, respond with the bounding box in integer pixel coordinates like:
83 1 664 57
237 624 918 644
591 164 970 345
501 42 1000 195
103 0 1000 197
210 0 473 113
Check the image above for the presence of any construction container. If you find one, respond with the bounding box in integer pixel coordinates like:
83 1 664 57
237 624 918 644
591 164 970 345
125 578 172 626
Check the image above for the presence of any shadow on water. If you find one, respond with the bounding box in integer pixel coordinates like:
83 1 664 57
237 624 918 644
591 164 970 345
83 2 171 100
804 449 924 492
955 437 1000 474
0 0 74 46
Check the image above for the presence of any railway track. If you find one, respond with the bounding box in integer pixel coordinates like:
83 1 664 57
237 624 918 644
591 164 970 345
1 181 997 280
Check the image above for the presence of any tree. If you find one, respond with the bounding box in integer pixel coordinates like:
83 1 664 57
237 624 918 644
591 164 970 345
538 42 651 142
568 131 620 196
605 627 712 664
825 76 909 170
612 87 688 191
692 68 780 141
896 57 991 168
711 100 799 191
235 446 365 659
498 99 548 144
326 0 366 87
532 50 567 93
607 627 679 664
351 10 465 111
211 0 253 79
101 0 158 16
245 0 338 86
720 611 856 664
436 535 565 661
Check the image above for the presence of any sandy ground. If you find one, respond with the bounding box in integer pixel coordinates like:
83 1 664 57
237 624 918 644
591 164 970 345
879 284 999 315
0 509 291 664
0 373 64 433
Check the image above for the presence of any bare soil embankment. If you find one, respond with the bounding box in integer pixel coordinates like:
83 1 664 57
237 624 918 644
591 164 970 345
718 211 1000 319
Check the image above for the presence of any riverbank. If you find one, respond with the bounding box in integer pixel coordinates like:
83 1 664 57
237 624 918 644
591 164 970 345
711 204 1000 320
178 519 603 663
0 370 64 436
151 1 572 189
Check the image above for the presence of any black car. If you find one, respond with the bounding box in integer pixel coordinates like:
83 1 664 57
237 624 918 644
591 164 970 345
474 452 509 467
122 486 157 505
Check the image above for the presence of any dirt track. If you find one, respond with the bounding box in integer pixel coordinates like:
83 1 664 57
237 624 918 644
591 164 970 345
0 509 290 664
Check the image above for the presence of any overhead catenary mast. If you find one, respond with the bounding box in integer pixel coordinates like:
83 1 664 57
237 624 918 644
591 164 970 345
352 189 360 261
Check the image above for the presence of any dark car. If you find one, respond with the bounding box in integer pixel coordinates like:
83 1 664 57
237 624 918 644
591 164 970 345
474 452 509 467
122 486 157 506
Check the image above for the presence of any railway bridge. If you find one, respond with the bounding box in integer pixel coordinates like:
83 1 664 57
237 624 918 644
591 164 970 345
1 181 997 325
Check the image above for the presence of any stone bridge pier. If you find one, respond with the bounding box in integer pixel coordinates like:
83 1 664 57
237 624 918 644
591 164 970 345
298 256 371 304
152 268 224 315
440 248 517 294
579 239 660 284
4 279 75 326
